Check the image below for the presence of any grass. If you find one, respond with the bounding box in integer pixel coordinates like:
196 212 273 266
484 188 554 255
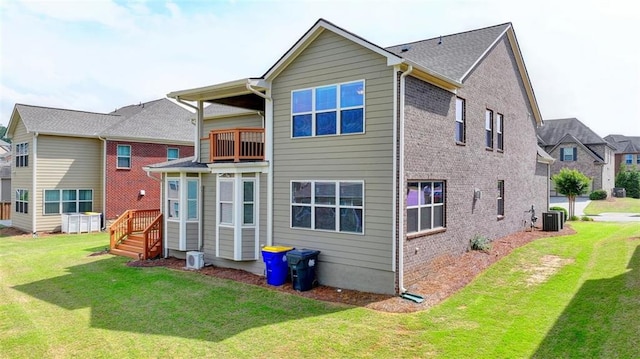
1 223 639 358
584 197 640 215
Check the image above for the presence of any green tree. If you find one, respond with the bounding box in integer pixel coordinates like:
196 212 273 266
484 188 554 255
552 168 591 218
616 164 640 199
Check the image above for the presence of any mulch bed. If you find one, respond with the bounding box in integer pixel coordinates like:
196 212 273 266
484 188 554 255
125 225 576 313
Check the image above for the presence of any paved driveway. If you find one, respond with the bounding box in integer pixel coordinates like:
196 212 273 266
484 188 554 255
549 196 640 222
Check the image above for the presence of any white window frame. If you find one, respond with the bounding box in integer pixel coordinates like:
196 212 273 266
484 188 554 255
497 180 505 218
290 180 364 234
406 181 446 234
485 109 494 149
167 148 179 161
165 176 200 222
43 189 93 215
217 177 235 226
455 97 466 144
291 79 366 138
15 142 28 167
116 144 131 169
625 154 633 165
561 147 577 162
15 189 28 214
496 113 504 151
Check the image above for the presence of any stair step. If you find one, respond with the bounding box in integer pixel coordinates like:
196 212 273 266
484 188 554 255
117 243 143 253
110 248 142 260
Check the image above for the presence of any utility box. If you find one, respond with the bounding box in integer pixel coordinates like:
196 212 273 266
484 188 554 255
61 213 101 233
542 212 560 232
613 187 626 198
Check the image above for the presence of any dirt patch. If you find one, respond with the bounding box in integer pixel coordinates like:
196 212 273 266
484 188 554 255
126 225 576 313
522 255 575 287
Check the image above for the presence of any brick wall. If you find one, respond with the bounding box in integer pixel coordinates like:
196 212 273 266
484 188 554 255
401 37 548 283
545 143 614 195
105 141 194 220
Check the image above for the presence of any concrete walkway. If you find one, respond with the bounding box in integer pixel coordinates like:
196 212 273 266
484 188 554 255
549 196 640 222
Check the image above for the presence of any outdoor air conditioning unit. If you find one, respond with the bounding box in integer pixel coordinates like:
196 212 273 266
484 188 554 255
186 251 204 270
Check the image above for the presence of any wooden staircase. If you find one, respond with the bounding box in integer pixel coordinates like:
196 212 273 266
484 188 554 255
110 209 162 260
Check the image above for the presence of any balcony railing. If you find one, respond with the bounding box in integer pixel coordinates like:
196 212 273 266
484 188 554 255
207 128 265 163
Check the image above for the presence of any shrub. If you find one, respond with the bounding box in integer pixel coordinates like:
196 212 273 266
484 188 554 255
589 189 607 200
549 206 567 220
470 234 492 251
569 215 580 221
581 216 594 221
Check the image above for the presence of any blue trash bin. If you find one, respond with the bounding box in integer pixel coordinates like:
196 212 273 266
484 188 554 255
261 246 294 286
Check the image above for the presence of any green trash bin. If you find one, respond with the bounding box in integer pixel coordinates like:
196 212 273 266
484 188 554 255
286 249 320 291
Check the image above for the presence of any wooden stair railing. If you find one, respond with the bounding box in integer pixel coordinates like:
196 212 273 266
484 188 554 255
109 209 162 260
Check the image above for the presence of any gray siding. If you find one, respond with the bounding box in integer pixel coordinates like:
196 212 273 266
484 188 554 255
402 37 548 283
271 29 396 294
218 226 234 259
185 222 199 250
200 114 263 163
241 228 256 260
10 118 32 232
35 135 103 232
166 221 180 250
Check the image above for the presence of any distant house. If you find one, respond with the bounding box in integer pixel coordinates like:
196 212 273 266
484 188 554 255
138 19 550 295
537 118 615 196
5 98 194 233
604 134 640 174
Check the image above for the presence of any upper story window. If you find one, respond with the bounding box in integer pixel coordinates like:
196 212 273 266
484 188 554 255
637 155 640 165
625 154 633 164
455 97 466 144
43 189 93 214
561 147 577 161
15 143 28 167
167 148 179 161
291 80 365 138
117 145 131 169
15 189 28 214
407 181 445 234
291 180 364 234
496 113 504 151
485 109 494 149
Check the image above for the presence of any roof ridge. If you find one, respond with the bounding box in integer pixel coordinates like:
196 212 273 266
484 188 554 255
385 22 512 49
16 103 120 117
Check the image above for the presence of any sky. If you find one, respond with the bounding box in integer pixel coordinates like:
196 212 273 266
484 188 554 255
1 0 639 137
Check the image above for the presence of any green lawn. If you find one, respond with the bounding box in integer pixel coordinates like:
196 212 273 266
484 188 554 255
584 197 640 215
1 223 639 358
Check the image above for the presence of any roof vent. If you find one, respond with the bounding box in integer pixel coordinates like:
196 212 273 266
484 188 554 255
400 45 411 52
438 36 442 45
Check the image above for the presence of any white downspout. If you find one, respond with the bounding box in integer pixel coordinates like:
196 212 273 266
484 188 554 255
392 66 399 281
398 65 413 294
247 81 274 246
32 132 38 235
99 136 106 230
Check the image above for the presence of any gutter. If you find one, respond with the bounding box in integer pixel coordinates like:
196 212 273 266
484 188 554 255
398 65 413 294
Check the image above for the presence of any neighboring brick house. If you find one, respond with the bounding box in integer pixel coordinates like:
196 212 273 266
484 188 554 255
144 19 550 295
604 134 640 174
5 98 194 233
537 118 615 196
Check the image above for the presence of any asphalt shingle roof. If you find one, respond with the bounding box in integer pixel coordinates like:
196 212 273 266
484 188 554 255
537 118 608 146
385 23 511 81
604 134 640 153
14 99 194 143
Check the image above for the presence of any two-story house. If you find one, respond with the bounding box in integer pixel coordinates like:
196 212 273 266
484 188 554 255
604 134 640 174
141 19 550 295
537 118 615 196
6 98 194 233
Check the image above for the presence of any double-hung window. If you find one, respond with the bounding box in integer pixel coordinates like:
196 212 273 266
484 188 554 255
496 113 504 151
625 154 633 165
167 177 199 221
217 175 254 226
407 181 445 233
497 181 505 217
117 145 131 169
15 143 28 167
455 98 466 143
291 181 364 233
167 148 179 161
292 80 365 137
561 147 577 161
15 189 28 214
485 109 494 149
43 189 93 214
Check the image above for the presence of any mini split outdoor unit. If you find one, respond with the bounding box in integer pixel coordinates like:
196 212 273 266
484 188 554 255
186 251 204 270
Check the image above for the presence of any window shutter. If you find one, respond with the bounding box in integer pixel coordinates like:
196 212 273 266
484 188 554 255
573 148 577 161
560 148 564 161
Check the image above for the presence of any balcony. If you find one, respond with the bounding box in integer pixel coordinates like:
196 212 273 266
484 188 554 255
207 128 265 163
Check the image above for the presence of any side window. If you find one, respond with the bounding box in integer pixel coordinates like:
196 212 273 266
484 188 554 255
485 109 494 149
15 189 28 214
406 181 446 234
117 145 131 169
167 148 179 161
15 143 29 167
455 98 465 144
496 113 503 151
